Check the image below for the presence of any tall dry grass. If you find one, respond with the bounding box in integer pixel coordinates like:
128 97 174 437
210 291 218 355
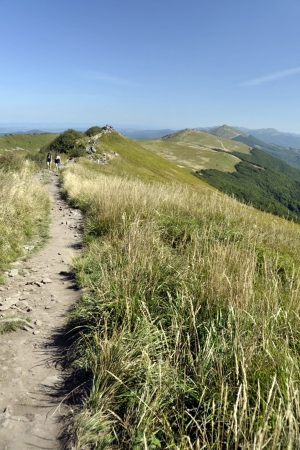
0 162 50 270
62 163 300 449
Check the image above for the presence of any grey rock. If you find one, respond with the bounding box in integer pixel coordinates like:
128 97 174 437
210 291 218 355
16 301 28 310
41 278 52 284
8 269 18 277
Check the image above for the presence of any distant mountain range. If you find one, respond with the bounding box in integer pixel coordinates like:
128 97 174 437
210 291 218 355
0 129 52 136
118 129 177 139
128 125 300 171
201 125 247 140
197 125 300 151
238 127 300 149
2 123 300 170
194 125 300 171
2 123 300 149
120 125 300 154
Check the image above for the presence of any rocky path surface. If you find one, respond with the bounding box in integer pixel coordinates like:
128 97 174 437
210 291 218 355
0 171 82 449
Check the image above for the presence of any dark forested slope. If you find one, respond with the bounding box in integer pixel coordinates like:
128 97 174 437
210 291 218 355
196 147 300 222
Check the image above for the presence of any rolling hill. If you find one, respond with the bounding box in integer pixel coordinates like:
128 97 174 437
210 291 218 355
138 128 300 223
204 124 300 170
208 124 247 140
0 132 59 153
140 128 251 173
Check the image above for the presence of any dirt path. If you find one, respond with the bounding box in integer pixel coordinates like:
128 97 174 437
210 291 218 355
215 137 227 151
0 171 82 450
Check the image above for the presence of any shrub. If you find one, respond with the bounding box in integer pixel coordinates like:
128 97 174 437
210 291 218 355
85 126 103 137
41 129 85 155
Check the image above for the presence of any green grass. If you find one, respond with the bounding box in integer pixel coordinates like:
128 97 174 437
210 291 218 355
162 129 251 154
0 161 51 272
61 160 300 449
0 133 58 153
0 316 30 334
75 131 210 189
140 138 241 172
139 129 251 172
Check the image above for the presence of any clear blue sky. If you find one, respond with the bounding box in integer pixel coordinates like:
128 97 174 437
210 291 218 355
1 0 300 132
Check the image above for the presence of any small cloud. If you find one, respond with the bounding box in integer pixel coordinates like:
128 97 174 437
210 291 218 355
240 67 300 86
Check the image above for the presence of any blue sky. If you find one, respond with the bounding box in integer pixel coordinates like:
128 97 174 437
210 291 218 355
1 0 300 132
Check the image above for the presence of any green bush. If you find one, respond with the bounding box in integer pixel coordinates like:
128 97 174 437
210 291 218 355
26 151 47 169
41 129 85 155
85 126 103 137
69 143 86 158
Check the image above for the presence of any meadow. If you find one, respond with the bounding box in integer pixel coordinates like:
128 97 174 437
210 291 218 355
0 132 58 152
0 155 50 272
140 129 251 172
61 158 300 449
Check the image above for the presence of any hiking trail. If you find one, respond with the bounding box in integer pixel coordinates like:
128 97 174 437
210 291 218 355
0 171 82 450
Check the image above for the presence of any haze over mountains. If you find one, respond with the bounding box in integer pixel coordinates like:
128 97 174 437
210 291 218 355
2 121 300 171
3 123 300 151
123 125 300 153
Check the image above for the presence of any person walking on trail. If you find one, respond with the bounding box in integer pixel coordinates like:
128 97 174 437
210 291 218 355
46 152 52 170
54 154 61 170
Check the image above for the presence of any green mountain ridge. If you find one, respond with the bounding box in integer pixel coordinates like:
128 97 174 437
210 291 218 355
138 127 300 223
208 124 248 140
204 124 300 170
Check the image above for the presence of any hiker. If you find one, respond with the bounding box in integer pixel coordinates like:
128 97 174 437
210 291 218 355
54 154 61 170
46 153 52 170
102 153 107 164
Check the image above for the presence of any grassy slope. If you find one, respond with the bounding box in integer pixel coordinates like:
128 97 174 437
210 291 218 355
0 162 50 272
140 129 251 172
79 131 210 189
0 133 59 152
61 130 300 449
138 130 300 223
